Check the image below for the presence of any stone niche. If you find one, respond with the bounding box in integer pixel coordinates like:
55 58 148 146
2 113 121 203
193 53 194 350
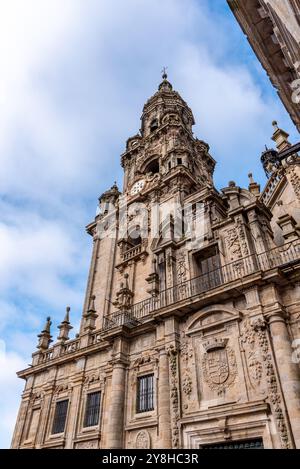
184 305 244 408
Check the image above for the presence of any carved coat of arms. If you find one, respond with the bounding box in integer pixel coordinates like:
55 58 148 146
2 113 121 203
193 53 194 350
202 342 237 395
206 348 229 384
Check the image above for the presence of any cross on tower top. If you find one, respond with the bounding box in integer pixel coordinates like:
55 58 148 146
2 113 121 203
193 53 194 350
161 66 168 80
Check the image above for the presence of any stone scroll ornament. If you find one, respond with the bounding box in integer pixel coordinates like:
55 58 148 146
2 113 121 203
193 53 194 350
167 345 180 448
242 318 290 449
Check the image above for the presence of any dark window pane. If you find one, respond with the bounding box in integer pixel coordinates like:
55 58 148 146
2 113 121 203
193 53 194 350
84 392 101 427
52 400 68 434
201 438 264 450
137 374 154 413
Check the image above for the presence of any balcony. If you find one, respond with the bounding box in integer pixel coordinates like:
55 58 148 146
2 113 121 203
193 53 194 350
37 337 80 365
103 240 300 330
32 240 300 369
122 244 142 261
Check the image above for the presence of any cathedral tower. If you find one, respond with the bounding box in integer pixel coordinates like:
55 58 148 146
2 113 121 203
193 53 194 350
12 75 300 449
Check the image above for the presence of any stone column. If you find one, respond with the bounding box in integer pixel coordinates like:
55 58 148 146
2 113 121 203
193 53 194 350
106 361 127 448
158 348 172 448
65 373 85 448
268 310 300 448
35 386 54 448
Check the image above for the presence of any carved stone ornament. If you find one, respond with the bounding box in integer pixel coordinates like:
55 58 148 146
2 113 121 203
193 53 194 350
242 317 290 449
84 371 102 385
182 374 192 396
225 217 249 261
75 440 98 449
30 391 44 404
180 334 193 400
176 252 188 284
247 350 263 384
241 318 263 386
202 343 237 396
288 167 300 201
225 227 242 261
135 430 151 449
236 216 249 257
132 353 158 370
167 346 180 448
54 383 70 395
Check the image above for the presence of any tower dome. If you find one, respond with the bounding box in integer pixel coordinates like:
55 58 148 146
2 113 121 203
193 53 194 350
141 71 195 137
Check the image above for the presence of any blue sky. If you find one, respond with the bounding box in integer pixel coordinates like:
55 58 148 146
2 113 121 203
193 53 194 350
0 0 299 448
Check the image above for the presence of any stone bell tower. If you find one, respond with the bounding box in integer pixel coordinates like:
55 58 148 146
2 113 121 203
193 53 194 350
12 74 300 450
81 71 217 332
122 70 215 195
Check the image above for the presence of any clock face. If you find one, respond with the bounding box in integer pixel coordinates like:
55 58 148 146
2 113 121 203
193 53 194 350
130 179 145 196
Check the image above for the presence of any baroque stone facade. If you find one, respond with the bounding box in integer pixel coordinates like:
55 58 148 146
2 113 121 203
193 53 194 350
228 0 300 132
11 74 300 449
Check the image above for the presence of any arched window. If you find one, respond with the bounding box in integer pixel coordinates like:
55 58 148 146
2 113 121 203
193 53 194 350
150 119 158 133
127 226 142 247
145 158 159 174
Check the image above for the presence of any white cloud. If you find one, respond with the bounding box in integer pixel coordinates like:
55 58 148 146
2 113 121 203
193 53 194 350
0 351 27 449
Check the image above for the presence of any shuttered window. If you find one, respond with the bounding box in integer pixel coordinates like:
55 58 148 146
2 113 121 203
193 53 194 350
84 391 101 427
137 374 154 413
52 400 68 434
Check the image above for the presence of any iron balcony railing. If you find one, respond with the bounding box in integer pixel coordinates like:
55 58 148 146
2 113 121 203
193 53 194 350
103 240 300 330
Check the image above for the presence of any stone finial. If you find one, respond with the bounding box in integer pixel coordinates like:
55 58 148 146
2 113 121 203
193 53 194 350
113 273 133 311
272 120 291 152
124 273 130 290
248 173 255 185
228 181 236 188
248 172 261 196
83 295 98 332
44 316 51 333
57 307 73 342
151 257 157 274
37 317 53 351
88 295 96 313
64 306 70 323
